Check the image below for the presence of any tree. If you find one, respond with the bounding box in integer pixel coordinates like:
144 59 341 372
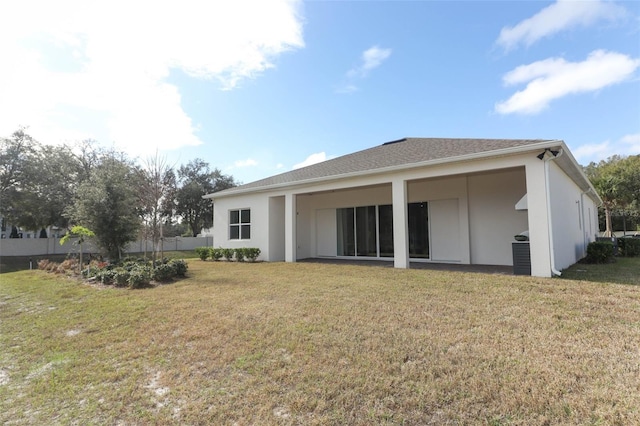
616 155 640 234
71 153 141 260
620 155 640 207
11 144 81 231
137 152 176 266
1 129 83 232
72 139 105 183
0 127 39 223
174 159 236 237
584 155 640 236
60 225 95 273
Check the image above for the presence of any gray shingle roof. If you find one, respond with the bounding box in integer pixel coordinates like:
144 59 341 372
212 137 556 197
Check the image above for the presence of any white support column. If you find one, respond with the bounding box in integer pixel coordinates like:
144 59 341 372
525 160 552 277
285 193 297 263
392 179 410 269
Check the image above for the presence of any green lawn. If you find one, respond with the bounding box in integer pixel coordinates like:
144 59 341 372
561 256 640 285
1 260 639 425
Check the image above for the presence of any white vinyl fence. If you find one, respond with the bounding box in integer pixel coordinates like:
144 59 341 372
0 236 213 257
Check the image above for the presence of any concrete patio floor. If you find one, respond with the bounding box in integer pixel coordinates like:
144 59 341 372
298 258 514 275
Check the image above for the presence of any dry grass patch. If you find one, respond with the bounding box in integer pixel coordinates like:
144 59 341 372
1 261 639 425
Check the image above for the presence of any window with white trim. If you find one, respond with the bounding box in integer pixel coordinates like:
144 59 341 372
229 209 251 240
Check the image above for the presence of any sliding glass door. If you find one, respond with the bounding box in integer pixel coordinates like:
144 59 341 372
408 202 429 258
337 206 377 257
337 207 355 256
356 206 377 257
378 204 394 257
335 202 429 259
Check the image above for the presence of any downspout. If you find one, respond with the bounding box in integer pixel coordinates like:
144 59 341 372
580 187 595 256
543 148 564 276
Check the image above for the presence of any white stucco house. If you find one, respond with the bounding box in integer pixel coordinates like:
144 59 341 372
204 138 602 277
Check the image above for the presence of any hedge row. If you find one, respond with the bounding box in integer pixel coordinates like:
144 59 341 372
585 237 640 264
585 241 615 264
195 247 261 262
618 237 640 257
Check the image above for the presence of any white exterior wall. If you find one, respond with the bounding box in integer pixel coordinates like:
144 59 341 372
583 198 598 245
268 197 286 261
408 175 471 264
548 161 598 270
467 168 528 266
212 194 270 261
523 157 553 277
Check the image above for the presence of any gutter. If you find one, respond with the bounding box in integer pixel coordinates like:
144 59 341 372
542 148 564 276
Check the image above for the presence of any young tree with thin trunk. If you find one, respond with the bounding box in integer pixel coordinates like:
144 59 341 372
60 225 95 273
137 152 176 267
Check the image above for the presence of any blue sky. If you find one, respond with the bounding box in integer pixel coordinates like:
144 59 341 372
1 0 639 184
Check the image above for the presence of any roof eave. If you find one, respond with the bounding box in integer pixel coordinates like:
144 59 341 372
205 139 572 200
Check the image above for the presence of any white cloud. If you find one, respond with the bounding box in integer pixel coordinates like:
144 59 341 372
572 134 640 164
497 0 627 51
335 84 359 94
0 0 304 156
572 142 611 163
353 46 393 77
620 133 640 154
495 50 639 115
234 158 259 168
621 133 640 145
292 152 328 169
338 45 391 93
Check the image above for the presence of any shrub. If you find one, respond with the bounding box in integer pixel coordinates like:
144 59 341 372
618 237 640 257
113 268 131 287
211 248 223 261
96 269 116 285
153 263 175 282
221 248 235 261
46 261 59 272
128 265 151 289
38 254 186 287
234 248 246 262
83 266 102 279
119 259 147 272
585 241 615 264
38 259 51 270
170 259 188 277
149 259 187 282
59 259 79 271
195 247 210 261
244 248 261 262
80 260 107 280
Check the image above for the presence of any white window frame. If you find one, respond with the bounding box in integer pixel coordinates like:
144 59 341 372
229 208 251 240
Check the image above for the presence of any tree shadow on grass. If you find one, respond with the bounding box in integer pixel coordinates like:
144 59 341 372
560 257 640 286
